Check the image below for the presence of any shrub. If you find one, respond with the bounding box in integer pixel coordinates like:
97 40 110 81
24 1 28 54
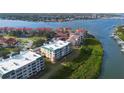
51 38 103 79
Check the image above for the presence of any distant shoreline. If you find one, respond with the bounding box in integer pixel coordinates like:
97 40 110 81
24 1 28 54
0 13 120 22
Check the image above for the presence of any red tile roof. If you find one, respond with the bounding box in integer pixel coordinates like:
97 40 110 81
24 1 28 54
0 27 52 32
0 37 17 45
76 28 86 33
5 38 17 44
0 37 7 44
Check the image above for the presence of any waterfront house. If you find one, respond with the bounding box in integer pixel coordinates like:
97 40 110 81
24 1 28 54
0 37 7 47
67 29 87 46
5 38 18 46
0 37 18 47
55 27 71 40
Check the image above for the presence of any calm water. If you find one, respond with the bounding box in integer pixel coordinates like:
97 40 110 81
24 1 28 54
1 19 124 79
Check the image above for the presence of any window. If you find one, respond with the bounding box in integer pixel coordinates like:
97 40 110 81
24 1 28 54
17 75 23 79
23 73 27 76
23 67 27 69
40 64 44 67
11 76 16 79
29 73 32 76
28 71 32 75
28 68 32 70
11 71 15 75
17 72 23 76
32 65 36 68
16 69 22 73
23 70 27 72
32 62 36 66
33 71 37 74
40 62 44 65
32 68 36 71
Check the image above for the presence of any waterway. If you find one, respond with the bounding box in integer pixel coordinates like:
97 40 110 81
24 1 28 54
1 18 124 78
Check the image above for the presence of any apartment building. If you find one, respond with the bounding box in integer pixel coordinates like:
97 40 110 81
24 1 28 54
67 29 87 46
40 40 71 62
0 51 44 79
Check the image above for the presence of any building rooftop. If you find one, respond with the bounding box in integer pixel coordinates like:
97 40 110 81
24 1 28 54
67 34 80 42
0 51 42 75
76 28 86 33
0 37 17 45
41 40 70 51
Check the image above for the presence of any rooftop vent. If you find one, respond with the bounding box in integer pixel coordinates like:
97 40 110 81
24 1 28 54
13 62 19 66
54 44 58 47
1 67 8 71
33 54 37 57
43 43 46 46
50 47 53 50
60 43 63 45
25 58 30 60
49 42 53 44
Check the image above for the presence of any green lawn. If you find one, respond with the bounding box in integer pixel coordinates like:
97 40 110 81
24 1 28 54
28 36 46 48
116 26 124 41
116 32 124 41
50 38 103 79
37 48 80 79
4 35 46 48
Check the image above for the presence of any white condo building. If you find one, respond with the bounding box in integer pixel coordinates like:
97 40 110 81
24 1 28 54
0 51 44 79
40 40 71 62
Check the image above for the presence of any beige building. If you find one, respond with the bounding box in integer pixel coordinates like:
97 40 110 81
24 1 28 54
40 40 71 62
67 29 87 46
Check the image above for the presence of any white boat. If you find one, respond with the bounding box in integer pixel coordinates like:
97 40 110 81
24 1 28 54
109 34 115 38
121 49 124 52
121 44 124 48
110 32 116 37
112 32 116 35
117 41 124 45
113 35 118 39
120 43 124 46
115 36 122 41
